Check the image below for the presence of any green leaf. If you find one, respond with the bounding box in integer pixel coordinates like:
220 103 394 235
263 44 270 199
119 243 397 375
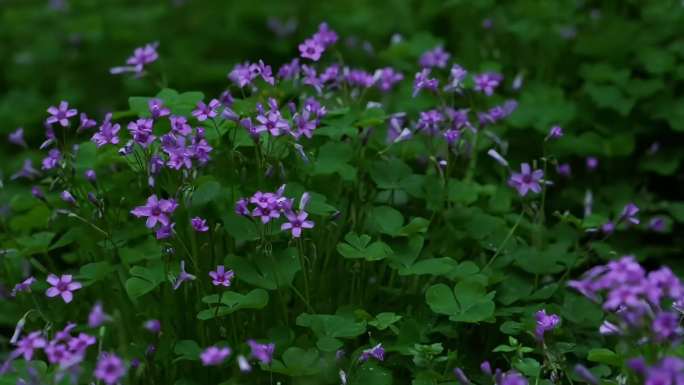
174 340 202 362
367 206 404 236
370 158 412 190
369 312 403 330
296 313 367 352
270 347 321 377
192 178 222 207
426 280 495 323
16 232 55 256
353 362 392 385
221 212 258 243
336 233 393 261
197 289 269 320
584 83 635 116
587 348 621 367
311 142 356 180
78 262 115 287
125 261 165 300
226 251 300 290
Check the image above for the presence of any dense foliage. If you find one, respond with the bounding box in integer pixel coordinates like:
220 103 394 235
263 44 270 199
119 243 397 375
2 1 684 384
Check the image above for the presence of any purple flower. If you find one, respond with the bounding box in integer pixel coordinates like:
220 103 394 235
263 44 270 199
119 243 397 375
248 60 275 85
574 366 599 385
586 156 599 171
209 265 235 287
170 115 192 136
144 319 161 334
292 109 317 139
345 68 375 89
649 217 666 232
601 221 615 235
359 343 384 362
84 169 97 183
191 217 209 232
312 22 338 47
60 191 76 205
11 277 36 297
416 109 444 134
8 127 27 147
46 274 82 303
91 113 121 148
148 99 170 119
500 371 528 385
44 342 73 365
11 159 40 180
248 340 275 364
556 163 571 177
131 195 178 228
200 346 232 366
68 333 96 353
155 223 175 240
419 46 450 68
547 125 563 140
111 42 158 75
172 260 196 290
78 113 97 131
374 67 403 92
534 310 560 341
278 58 300 79
31 186 45 200
444 64 468 92
255 100 289 136
41 148 61 170
281 211 315 238
508 163 544 196
192 99 220 122
413 68 439 98
94 353 126 385
14 331 46 360
653 311 680 341
301 65 323 93
235 198 250 216
127 118 155 148
473 73 503 96
454 368 471 385
88 302 112 328
46 101 78 127
619 203 640 225
480 361 492 375
299 38 325 61
228 62 254 88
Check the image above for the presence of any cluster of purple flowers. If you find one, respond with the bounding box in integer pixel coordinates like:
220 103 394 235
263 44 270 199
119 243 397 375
454 362 528 385
600 202 640 235
200 340 274 369
235 187 315 238
569 255 684 341
228 60 275 88
8 324 107 381
628 356 684 385
298 22 338 61
237 97 326 141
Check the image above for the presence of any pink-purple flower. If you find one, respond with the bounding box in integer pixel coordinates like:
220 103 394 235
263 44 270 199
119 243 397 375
14 331 46 360
46 101 78 127
534 309 560 341
46 274 82 303
209 265 235 287
191 217 209 232
172 260 196 290
131 194 178 229
200 346 232 366
473 72 503 96
248 340 275 364
508 163 544 197
192 99 220 121
111 42 159 76
94 353 127 385
8 127 27 148
281 211 315 238
359 343 385 362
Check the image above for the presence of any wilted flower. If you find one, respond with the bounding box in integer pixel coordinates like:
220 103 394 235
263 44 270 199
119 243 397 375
8 127 27 148
11 277 36 297
111 42 158 75
88 302 112 328
42 148 61 170
11 159 40 180
237 355 252 372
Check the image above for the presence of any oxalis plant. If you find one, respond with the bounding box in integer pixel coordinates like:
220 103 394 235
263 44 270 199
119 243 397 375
0 21 682 385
